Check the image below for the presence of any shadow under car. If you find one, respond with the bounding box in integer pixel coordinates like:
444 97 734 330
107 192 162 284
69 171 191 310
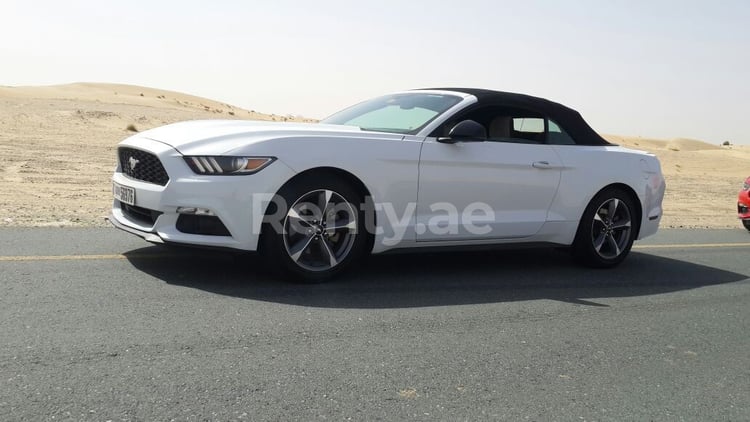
121 245 749 309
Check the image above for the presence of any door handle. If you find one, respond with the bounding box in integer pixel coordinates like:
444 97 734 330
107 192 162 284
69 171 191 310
532 161 553 169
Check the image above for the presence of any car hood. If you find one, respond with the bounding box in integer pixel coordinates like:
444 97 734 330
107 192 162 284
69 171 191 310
138 120 369 155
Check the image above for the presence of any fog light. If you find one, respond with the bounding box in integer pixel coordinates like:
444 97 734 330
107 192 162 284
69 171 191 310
176 207 215 216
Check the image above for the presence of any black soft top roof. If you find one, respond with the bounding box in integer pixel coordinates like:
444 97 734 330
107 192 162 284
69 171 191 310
419 88 611 146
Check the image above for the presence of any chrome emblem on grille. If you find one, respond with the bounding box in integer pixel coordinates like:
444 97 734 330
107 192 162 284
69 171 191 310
128 156 140 171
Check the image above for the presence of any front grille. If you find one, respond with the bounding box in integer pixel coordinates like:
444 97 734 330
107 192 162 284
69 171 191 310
118 147 169 186
120 202 163 226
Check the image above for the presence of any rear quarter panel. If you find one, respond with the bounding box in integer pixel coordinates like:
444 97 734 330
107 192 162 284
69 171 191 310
550 145 665 240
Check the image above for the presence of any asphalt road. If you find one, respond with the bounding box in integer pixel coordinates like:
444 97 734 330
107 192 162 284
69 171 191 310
1 228 749 421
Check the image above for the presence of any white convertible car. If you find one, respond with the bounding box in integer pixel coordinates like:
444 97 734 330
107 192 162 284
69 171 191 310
109 88 665 281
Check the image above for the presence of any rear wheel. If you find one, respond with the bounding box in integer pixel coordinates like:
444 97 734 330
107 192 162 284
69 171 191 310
260 175 368 282
742 219 750 231
572 188 638 268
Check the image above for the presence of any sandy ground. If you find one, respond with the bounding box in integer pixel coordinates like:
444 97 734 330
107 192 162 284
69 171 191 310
0 83 748 229
0 83 311 227
604 135 749 228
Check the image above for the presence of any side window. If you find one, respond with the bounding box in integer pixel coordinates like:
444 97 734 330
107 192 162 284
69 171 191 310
435 106 564 145
512 117 545 140
487 113 545 144
547 120 576 145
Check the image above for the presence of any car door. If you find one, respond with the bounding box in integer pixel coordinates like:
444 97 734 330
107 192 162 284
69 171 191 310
416 112 563 241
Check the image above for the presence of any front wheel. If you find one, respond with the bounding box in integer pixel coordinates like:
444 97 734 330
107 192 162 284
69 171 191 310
572 188 638 268
260 175 368 283
742 219 750 231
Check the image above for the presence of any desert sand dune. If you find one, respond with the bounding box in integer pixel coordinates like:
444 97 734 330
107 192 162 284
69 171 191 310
0 82 308 121
603 135 669 151
0 83 311 227
665 138 723 151
604 135 724 152
1 83 748 229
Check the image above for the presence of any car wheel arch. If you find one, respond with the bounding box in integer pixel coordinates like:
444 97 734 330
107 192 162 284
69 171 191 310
262 166 377 252
579 183 643 237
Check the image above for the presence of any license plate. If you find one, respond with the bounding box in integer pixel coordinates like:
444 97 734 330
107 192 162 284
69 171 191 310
113 182 135 206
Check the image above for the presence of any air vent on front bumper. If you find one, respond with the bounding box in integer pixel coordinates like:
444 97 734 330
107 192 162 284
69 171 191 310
118 147 170 186
176 215 231 236
119 202 163 226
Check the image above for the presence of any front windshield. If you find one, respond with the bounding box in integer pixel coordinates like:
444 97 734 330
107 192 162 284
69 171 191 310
321 92 463 135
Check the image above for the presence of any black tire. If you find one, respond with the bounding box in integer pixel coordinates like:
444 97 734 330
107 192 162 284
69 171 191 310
743 219 750 232
572 187 638 268
259 174 369 283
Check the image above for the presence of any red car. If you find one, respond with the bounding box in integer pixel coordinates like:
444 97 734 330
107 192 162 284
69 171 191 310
739 176 750 231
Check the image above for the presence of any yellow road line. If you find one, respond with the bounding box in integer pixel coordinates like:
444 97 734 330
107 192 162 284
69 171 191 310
0 242 748 262
0 253 172 262
0 254 126 262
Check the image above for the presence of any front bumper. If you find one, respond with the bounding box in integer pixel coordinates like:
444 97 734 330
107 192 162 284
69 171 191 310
107 212 165 244
738 189 750 219
108 137 295 251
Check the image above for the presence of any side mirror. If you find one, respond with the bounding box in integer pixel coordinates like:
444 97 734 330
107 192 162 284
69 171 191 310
437 120 487 144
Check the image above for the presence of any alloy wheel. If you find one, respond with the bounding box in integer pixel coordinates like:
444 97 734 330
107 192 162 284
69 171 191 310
282 189 358 272
590 197 632 259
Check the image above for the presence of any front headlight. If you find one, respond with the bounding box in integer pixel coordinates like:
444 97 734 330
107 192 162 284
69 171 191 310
184 156 275 175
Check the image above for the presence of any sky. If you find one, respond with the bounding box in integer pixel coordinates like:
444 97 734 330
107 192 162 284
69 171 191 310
2 0 749 144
